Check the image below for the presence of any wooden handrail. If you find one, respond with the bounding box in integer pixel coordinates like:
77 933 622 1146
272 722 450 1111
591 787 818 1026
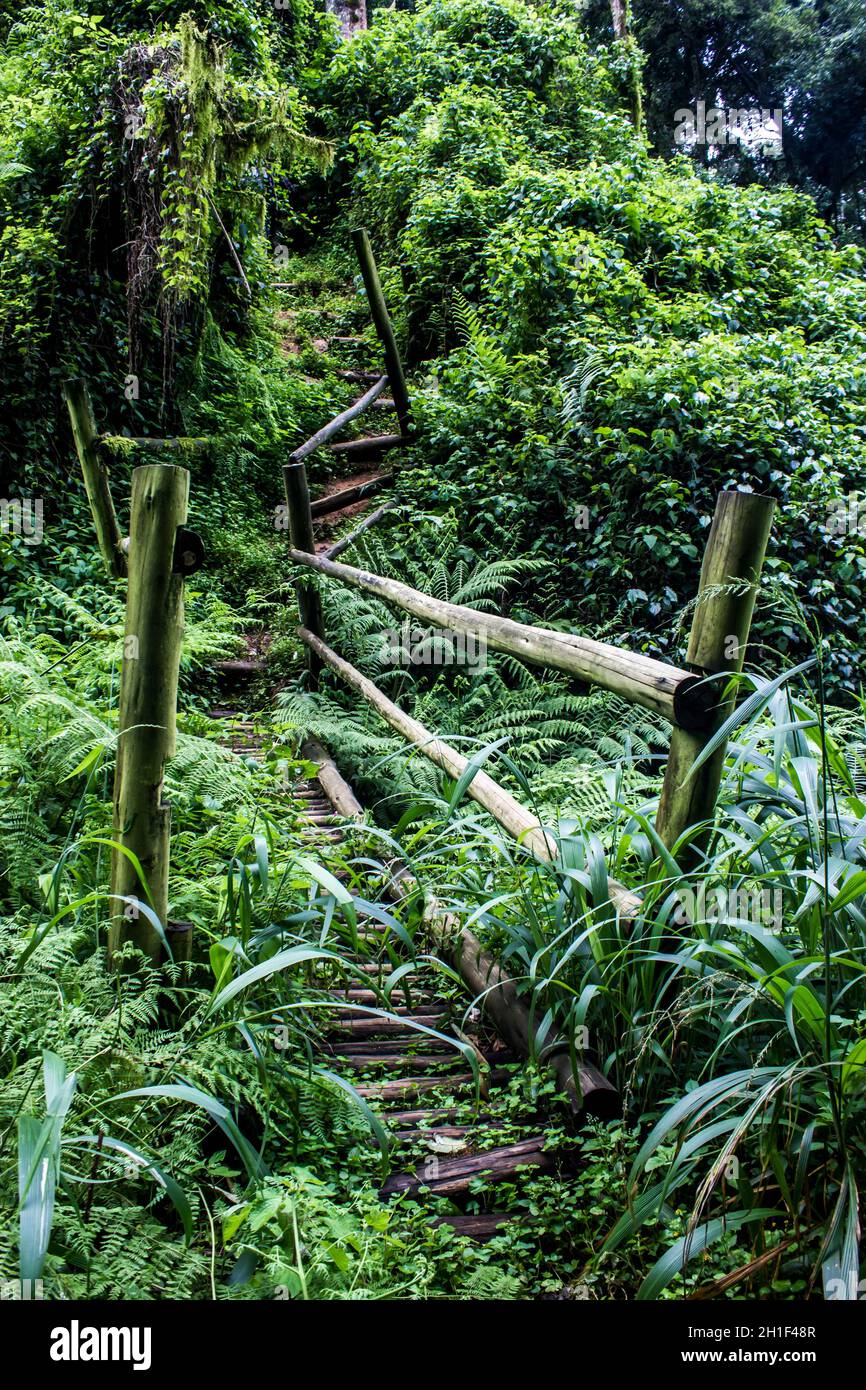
97 435 210 456
290 550 714 729
322 503 394 560
304 736 619 1115
297 625 643 921
290 376 388 464
352 229 412 436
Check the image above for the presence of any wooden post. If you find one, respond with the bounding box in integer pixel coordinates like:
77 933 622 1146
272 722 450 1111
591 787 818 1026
63 379 125 579
283 461 324 690
351 228 412 437
109 464 190 966
655 490 775 858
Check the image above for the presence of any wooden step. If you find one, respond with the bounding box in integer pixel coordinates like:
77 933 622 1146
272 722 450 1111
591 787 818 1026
215 659 265 677
387 1108 458 1126
310 473 394 519
381 1137 554 1198
327 434 403 459
326 1013 446 1037
329 1052 469 1071
336 369 382 383
392 1124 509 1143
328 989 439 1006
433 1213 511 1240
357 1067 510 1102
354 1074 477 1101
327 1037 455 1055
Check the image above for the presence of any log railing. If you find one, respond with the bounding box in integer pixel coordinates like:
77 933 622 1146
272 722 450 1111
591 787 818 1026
66 227 777 1111
285 483 776 868
290 550 715 730
281 228 413 692
302 737 619 1116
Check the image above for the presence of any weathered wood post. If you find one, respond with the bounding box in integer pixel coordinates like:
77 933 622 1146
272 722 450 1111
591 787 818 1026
63 379 126 579
283 460 324 691
351 228 412 437
655 490 775 860
109 464 193 966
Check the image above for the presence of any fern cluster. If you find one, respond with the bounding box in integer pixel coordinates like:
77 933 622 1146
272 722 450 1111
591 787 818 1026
278 513 669 822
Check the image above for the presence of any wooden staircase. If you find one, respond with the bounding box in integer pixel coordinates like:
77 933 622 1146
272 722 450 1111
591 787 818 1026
210 658 573 1243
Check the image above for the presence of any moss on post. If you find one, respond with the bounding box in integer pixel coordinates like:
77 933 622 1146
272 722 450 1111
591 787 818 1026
108 464 190 967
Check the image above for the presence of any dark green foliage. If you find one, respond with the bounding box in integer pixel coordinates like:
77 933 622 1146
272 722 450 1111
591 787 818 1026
4 0 866 1305
314 0 866 697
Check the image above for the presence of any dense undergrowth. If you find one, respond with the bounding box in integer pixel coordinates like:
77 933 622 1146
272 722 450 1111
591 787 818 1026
2 0 866 1300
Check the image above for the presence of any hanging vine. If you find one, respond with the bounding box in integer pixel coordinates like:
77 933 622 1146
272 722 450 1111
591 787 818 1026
114 17 332 385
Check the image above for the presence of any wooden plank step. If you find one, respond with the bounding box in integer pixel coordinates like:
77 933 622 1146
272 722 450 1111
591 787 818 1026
310 473 394 518
354 1074 477 1101
381 1138 552 1197
327 1037 455 1056
328 990 440 1007
336 369 382 383
326 1015 446 1037
328 1006 442 1020
326 1011 448 1029
387 1109 458 1125
433 1213 511 1239
215 659 265 676
392 1125 502 1141
329 1052 470 1071
356 1067 510 1102
327 435 403 458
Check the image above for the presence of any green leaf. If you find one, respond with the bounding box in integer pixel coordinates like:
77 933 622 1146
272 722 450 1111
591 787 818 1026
638 1209 779 1299
209 945 339 1012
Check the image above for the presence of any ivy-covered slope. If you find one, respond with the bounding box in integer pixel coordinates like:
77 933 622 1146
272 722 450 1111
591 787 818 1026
307 0 866 693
